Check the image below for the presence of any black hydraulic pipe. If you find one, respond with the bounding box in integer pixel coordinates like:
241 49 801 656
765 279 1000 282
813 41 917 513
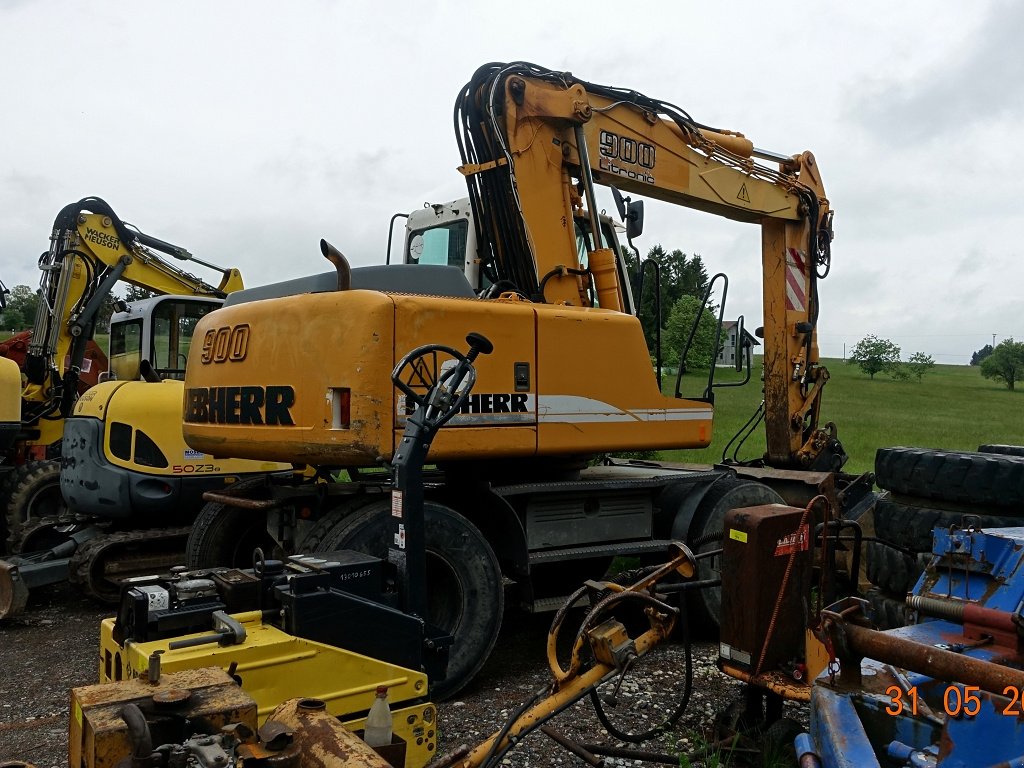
120 703 154 768
654 577 721 594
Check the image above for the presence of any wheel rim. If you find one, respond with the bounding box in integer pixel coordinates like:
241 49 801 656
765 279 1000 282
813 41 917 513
227 517 282 566
6 465 67 553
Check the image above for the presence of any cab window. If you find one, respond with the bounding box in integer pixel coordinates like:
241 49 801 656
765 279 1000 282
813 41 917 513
574 220 612 269
151 301 213 380
407 220 469 270
109 319 142 381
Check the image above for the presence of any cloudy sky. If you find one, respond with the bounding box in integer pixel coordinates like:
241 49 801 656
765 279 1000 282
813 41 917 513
2 1 1020 363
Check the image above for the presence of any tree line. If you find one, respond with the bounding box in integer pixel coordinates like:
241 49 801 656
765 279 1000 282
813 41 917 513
848 335 1024 390
846 336 935 381
1 283 131 334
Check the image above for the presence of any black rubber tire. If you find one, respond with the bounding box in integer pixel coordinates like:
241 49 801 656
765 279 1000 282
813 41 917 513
979 444 1024 457
761 716 803 761
873 498 1022 553
0 465 21 551
312 499 503 700
185 477 282 568
865 587 907 630
686 477 786 632
294 495 377 553
864 540 923 595
875 447 1024 511
4 459 65 554
713 687 766 739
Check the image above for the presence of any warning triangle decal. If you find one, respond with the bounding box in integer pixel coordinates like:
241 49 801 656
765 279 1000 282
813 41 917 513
737 183 751 203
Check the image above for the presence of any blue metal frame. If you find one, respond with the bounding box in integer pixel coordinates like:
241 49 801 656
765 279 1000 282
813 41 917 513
799 527 1024 767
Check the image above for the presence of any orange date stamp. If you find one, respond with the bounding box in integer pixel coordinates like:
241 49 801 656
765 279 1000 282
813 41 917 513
885 685 1024 717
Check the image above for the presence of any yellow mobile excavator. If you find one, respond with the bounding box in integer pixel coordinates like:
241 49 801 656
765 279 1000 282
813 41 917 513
0 198 286 618
179 63 869 699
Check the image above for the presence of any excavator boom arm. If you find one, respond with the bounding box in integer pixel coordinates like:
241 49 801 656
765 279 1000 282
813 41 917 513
22 197 244 428
457 63 836 468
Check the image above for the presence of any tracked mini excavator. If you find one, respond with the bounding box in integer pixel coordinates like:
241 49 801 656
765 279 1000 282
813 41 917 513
177 62 871 699
0 198 287 618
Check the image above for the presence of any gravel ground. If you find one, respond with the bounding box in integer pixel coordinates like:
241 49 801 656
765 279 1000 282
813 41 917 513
1 588 806 767
0 583 109 766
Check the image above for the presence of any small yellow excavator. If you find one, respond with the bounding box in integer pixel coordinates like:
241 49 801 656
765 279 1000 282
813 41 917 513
0 198 287 618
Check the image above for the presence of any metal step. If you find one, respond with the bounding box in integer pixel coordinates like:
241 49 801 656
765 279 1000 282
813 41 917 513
531 594 589 614
528 538 675 565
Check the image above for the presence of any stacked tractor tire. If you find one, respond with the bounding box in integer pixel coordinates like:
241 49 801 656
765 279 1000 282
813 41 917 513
865 444 1024 628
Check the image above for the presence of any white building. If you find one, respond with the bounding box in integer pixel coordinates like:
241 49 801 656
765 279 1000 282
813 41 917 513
716 320 760 367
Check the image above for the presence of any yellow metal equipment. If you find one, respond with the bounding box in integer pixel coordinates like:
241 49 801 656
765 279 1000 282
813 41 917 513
70 665 399 768
0 357 19 456
70 667 258 768
184 63 835 468
3 197 244 550
434 542 698 768
98 609 437 766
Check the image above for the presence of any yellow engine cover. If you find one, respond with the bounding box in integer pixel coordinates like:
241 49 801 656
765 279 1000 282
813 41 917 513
182 290 713 465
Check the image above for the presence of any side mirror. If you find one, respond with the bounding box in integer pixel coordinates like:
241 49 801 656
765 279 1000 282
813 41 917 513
734 315 745 373
626 199 644 240
611 186 645 240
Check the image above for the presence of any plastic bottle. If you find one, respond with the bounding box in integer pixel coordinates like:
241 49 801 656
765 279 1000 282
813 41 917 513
363 685 393 748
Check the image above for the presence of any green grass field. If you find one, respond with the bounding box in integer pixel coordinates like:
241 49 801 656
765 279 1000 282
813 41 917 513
664 358 1023 475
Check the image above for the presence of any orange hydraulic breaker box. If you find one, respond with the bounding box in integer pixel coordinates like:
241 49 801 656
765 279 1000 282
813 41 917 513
718 504 812 675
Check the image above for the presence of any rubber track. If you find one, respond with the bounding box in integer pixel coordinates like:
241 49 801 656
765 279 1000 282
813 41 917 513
7 514 80 554
70 526 191 603
874 447 1024 511
0 466 20 545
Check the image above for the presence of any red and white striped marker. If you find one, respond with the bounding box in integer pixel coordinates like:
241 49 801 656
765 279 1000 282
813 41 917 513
785 248 807 312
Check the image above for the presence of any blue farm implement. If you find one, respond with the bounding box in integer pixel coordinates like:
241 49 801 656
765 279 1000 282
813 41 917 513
801 525 1024 768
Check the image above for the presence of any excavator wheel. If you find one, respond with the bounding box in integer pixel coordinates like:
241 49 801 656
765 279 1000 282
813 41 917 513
310 498 504 701
185 478 284 568
686 477 786 633
4 459 65 555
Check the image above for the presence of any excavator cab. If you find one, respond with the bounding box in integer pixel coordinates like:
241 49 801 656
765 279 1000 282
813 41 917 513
108 296 220 382
402 201 481 290
403 199 634 312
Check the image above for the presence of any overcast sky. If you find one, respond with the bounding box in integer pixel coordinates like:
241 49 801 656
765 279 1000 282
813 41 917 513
2 0 1021 363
